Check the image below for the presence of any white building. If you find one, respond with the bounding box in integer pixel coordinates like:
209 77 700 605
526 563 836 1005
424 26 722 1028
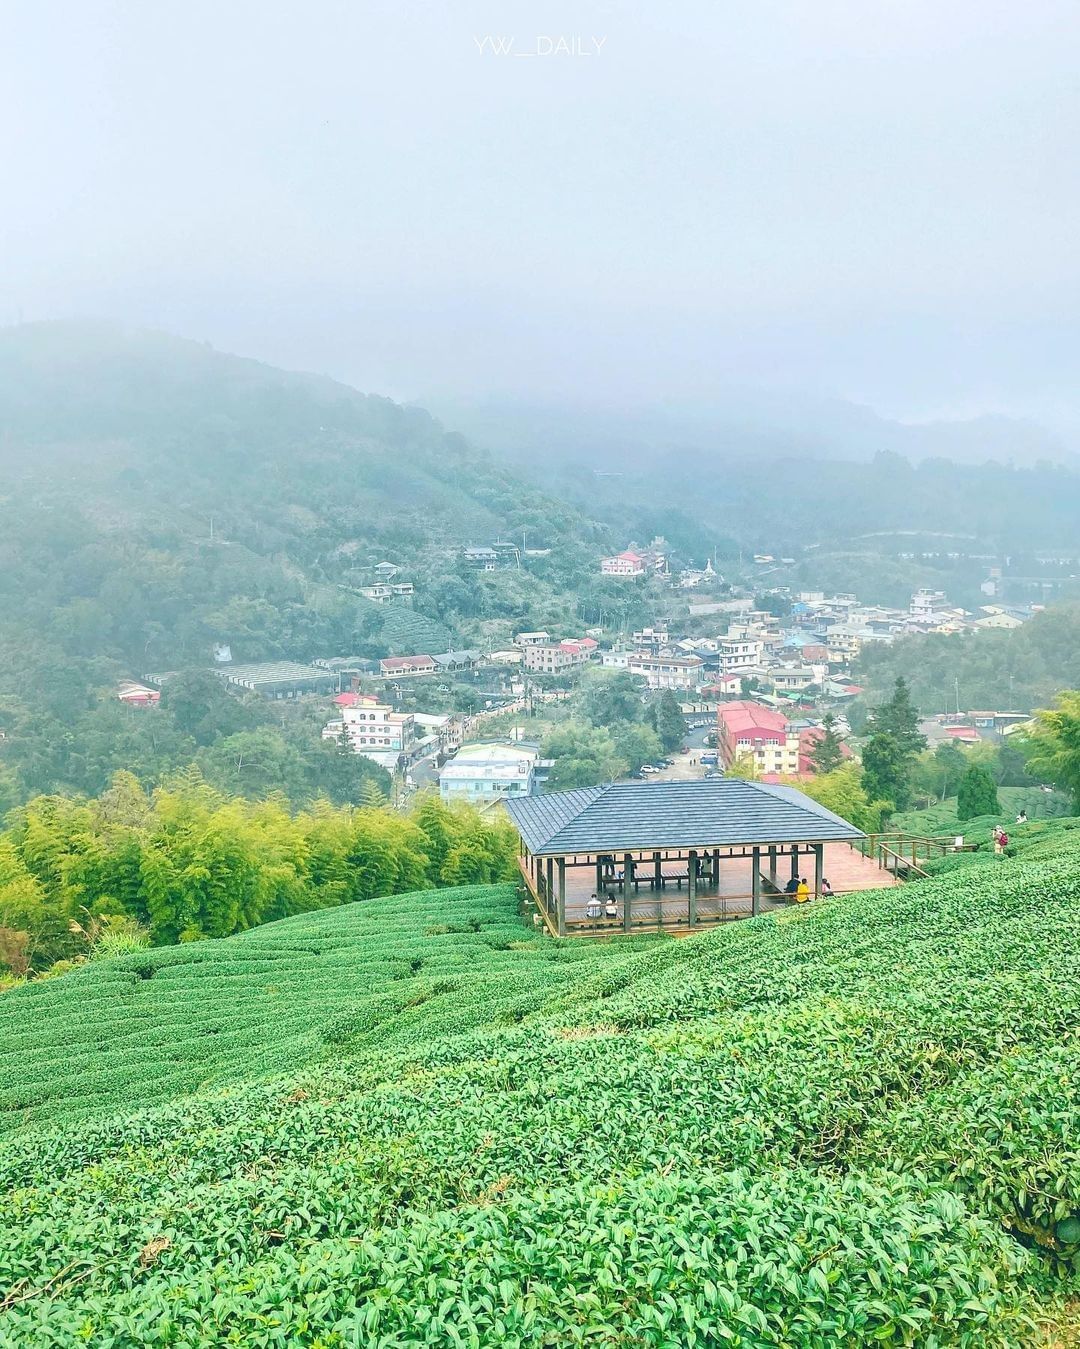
600 651 704 690
322 693 414 769
439 743 537 806
910 588 948 618
718 638 764 675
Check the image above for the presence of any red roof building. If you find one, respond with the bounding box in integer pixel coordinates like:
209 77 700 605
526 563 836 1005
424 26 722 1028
600 551 646 577
716 700 800 776
379 655 437 678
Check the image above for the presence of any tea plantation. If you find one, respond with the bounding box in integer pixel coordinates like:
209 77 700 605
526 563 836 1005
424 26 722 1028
2 833 1080 1345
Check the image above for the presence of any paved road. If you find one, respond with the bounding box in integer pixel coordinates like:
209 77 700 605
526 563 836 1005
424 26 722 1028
643 719 715 783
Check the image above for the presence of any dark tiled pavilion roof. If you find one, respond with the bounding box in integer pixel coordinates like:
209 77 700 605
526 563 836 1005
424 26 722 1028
504 778 864 856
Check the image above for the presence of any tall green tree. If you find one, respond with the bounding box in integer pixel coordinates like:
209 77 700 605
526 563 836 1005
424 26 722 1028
652 690 687 753
956 763 1001 821
1022 691 1080 809
574 671 645 728
861 678 926 813
808 713 845 774
860 732 912 812
612 724 662 773
868 677 926 756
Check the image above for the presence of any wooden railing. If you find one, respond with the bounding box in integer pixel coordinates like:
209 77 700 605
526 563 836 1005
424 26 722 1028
856 831 974 880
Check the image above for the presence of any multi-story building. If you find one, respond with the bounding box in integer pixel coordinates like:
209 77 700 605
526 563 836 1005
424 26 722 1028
910 588 948 619
439 743 537 806
716 700 801 776
600 651 704 690
514 631 551 648
522 638 598 675
718 638 764 675
322 693 415 769
600 551 646 577
631 626 670 649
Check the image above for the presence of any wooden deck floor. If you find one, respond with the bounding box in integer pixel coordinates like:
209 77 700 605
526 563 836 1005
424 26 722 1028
554 842 898 935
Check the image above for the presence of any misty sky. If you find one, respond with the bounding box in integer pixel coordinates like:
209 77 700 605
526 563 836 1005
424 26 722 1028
4 0 1080 425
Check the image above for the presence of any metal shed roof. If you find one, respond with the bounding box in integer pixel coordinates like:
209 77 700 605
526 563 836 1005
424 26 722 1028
504 778 864 856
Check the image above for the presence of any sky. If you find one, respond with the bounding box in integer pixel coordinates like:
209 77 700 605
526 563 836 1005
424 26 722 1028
3 0 1080 427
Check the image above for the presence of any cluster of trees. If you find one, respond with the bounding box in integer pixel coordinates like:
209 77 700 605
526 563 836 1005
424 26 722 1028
543 673 686 790
0 669 392 808
0 772 518 979
1023 690 1080 811
859 677 927 813
854 603 1080 722
857 678 1018 822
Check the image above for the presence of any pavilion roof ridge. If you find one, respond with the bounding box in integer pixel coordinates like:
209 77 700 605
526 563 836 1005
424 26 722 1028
504 777 863 857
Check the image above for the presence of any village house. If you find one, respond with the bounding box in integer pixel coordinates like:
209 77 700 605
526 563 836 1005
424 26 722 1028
117 680 160 707
322 692 416 768
522 637 598 675
972 606 1028 630
514 631 551 648
379 654 438 678
718 637 764 675
431 649 481 673
600 650 705 691
463 546 498 571
359 581 415 603
601 550 646 578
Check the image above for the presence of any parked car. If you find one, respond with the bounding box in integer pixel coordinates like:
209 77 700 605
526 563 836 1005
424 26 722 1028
640 764 661 775
629 770 645 780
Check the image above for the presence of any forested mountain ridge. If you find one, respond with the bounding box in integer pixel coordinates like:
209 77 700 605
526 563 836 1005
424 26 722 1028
0 323 613 803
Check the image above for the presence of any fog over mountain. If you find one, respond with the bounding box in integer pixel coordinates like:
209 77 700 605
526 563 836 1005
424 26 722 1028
428 393 1078 472
4 0 1080 452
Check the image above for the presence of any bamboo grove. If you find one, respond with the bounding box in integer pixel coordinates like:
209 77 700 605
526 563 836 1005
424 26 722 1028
0 770 519 976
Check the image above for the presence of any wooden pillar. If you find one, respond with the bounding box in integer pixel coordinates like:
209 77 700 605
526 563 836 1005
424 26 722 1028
712 849 720 885
813 843 824 900
751 846 761 916
546 857 554 914
688 849 698 926
622 853 633 933
789 846 800 881
595 857 604 894
653 851 662 889
768 845 777 885
557 857 566 937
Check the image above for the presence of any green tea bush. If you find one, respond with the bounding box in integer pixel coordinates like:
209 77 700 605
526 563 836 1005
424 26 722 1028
3 834 1080 1342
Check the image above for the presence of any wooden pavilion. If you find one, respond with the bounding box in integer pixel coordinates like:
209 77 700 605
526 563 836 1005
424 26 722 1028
504 778 869 937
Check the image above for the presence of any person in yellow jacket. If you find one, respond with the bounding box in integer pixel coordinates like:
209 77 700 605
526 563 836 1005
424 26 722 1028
795 877 810 903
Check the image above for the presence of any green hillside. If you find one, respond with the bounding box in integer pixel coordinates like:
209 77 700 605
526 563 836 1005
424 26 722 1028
0 324 620 803
2 833 1080 1344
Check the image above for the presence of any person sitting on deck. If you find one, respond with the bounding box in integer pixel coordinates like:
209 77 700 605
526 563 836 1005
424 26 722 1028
784 875 800 896
796 877 810 903
604 897 619 920
821 878 833 896
585 894 603 920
